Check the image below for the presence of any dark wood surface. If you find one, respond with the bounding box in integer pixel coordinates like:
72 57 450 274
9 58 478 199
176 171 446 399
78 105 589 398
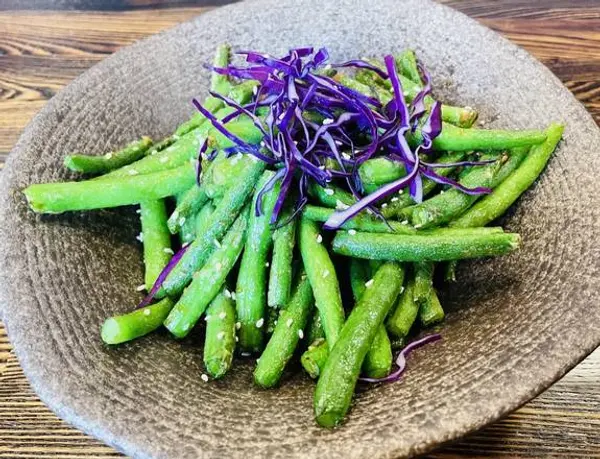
1 1 599 457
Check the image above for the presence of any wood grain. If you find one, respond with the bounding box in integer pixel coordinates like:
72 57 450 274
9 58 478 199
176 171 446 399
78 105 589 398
0 1 599 457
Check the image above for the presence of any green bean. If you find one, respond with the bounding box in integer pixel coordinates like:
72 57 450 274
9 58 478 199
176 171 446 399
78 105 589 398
265 307 279 335
299 218 345 349
64 137 153 175
268 210 297 309
410 123 546 152
204 154 255 200
450 123 564 228
380 151 466 218
420 287 445 326
210 43 232 95
332 230 521 262
24 163 195 214
139 200 172 290
386 275 418 338
302 205 417 235
308 183 356 209
236 171 280 353
168 185 209 234
306 308 325 344
349 259 369 302
396 50 422 84
343 69 478 128
362 325 393 379
101 298 173 345
204 285 237 379
100 107 233 180
406 148 529 228
301 339 328 379
314 262 405 427
164 207 248 338
195 201 216 236
172 97 224 139
161 161 265 296
228 80 260 104
302 260 394 380
358 158 406 190
350 259 393 379
254 275 314 388
208 118 264 151
413 262 434 307
102 80 258 180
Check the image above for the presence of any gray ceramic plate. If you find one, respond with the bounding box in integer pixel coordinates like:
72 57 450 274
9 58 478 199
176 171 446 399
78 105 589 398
1 0 599 457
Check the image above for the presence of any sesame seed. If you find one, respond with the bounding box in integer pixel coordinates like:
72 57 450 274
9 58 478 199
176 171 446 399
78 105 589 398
265 262 270 267
324 188 335 196
391 197 399 202
171 210 179 220
136 284 146 292
401 220 409 225
286 318 293 328
323 118 334 125
318 165 326 170
365 279 374 288
178 217 186 226
136 209 142 214
213 238 221 248
241 352 251 357
440 190 445 194
224 289 232 298
219 311 226 320
298 329 304 339
322 269 330 279
260 141 266 148
231 292 237 300
403 90 409 96
278 113 286 121
143 308 151 316
336 200 349 210
136 233 144 242
324 64 332 71
105 153 113 159
348 229 357 235
163 248 174 254
400 286 405 294
256 358 261 363
201 374 209 382
381 203 388 208
252 86 258 95
341 152 351 160
235 321 241 330
464 106 473 111
217 331 225 340
256 318 264 328
128 169 139 176
316 234 323 244
335 140 343 146
159 156 168 164
398 189 404 194
235 336 239 342
204 315 211 321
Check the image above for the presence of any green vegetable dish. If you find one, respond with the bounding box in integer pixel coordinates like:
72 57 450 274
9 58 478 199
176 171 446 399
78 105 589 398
23 44 564 428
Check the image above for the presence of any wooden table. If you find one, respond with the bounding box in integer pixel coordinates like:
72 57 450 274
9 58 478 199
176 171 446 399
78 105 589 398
1 1 599 457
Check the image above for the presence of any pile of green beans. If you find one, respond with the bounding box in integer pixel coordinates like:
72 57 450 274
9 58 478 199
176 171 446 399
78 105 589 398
22 44 564 429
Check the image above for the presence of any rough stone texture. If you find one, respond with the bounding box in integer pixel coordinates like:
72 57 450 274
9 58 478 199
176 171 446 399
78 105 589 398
0 0 599 457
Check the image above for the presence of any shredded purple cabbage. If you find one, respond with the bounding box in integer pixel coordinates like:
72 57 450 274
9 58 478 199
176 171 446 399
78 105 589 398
136 243 191 309
196 48 489 227
360 334 442 383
